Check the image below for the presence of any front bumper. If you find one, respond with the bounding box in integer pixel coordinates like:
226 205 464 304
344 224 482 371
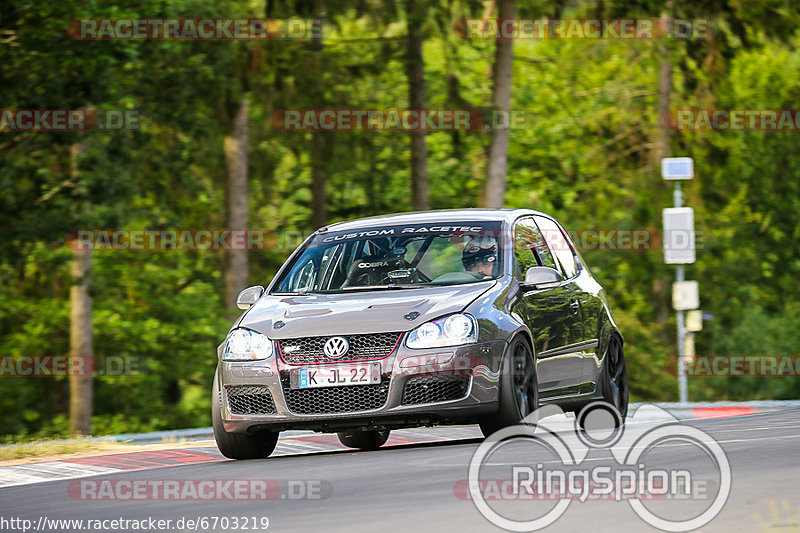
216 339 506 433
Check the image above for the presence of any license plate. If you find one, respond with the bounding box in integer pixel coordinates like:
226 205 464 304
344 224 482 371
291 363 381 389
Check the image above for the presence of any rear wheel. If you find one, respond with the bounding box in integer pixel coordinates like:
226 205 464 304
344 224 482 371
579 336 628 430
212 374 279 459
480 336 538 438
337 429 390 450
601 335 628 420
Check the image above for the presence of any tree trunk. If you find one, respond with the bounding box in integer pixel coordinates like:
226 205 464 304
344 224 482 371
655 4 673 165
484 1 515 208
405 0 429 211
69 142 93 436
655 4 673 338
310 133 327 228
310 5 327 229
224 96 249 308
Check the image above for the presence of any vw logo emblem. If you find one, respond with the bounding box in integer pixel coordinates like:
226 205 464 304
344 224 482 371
323 336 349 359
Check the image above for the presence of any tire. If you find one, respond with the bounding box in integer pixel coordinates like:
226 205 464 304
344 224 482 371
578 335 628 431
600 335 628 420
212 374 279 460
480 336 538 438
337 429 390 450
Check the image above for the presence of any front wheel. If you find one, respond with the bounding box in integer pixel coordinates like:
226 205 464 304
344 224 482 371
337 429 390 450
212 374 279 459
480 336 538 438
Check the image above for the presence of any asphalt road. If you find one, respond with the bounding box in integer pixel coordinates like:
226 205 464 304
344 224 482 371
2 409 800 533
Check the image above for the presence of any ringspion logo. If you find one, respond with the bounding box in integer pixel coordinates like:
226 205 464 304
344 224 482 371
464 404 730 531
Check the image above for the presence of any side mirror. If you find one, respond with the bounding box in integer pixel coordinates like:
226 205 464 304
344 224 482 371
236 285 265 309
520 267 563 291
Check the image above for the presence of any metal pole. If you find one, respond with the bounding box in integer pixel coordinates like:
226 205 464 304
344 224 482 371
674 181 688 404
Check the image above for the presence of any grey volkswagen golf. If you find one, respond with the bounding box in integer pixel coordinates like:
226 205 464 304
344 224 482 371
212 209 627 459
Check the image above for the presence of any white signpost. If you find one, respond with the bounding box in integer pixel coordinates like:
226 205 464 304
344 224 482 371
686 310 703 332
672 280 699 311
661 157 694 180
662 157 697 404
663 207 696 264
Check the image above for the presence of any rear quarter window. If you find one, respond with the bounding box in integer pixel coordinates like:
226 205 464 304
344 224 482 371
534 216 578 278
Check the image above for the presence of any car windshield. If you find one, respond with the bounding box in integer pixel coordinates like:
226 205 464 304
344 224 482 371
273 221 505 294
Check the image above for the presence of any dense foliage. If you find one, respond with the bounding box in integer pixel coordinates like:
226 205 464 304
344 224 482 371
2 0 799 437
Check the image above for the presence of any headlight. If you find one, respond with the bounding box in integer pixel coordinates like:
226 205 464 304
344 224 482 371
406 313 478 349
222 328 273 361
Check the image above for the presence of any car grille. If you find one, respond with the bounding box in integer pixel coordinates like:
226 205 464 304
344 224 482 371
225 385 277 415
278 332 402 365
282 379 390 414
401 376 471 405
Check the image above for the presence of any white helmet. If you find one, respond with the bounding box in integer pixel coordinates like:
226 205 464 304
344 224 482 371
462 235 498 270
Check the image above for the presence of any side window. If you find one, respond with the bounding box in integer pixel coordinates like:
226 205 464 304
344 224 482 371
417 236 477 279
293 259 317 292
514 218 556 276
318 244 343 290
534 216 578 278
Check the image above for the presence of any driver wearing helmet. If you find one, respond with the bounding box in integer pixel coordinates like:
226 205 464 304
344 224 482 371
462 235 498 279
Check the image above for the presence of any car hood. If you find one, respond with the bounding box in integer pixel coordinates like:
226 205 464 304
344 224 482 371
238 281 496 338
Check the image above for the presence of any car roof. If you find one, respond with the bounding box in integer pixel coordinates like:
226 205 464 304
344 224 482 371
320 208 551 232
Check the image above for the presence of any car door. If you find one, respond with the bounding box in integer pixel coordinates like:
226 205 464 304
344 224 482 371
511 217 582 395
533 215 599 393
555 227 606 387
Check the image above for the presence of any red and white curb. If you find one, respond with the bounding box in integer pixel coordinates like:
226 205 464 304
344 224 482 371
0 449 224 489
0 427 482 489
